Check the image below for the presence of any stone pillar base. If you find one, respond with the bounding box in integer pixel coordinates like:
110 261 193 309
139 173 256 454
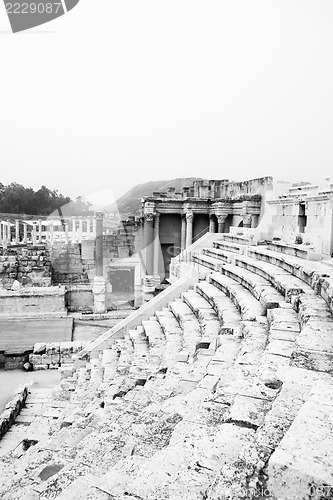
93 276 106 314
142 275 155 303
153 274 161 287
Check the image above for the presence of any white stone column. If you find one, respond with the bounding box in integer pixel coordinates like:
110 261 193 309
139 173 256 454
209 215 216 233
72 217 76 243
50 222 54 245
92 217 97 238
15 220 20 244
144 213 155 276
23 223 28 244
38 220 42 243
65 224 69 244
87 217 91 239
181 215 186 251
77 217 83 243
32 224 37 245
153 213 160 285
93 276 106 314
185 212 194 248
7 222 11 244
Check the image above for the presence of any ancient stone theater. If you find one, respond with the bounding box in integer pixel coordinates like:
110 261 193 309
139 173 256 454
0 176 332 500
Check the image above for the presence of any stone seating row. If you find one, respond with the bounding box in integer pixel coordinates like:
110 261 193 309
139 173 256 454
1 236 333 500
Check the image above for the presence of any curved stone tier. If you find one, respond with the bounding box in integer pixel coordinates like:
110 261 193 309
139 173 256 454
0 234 332 500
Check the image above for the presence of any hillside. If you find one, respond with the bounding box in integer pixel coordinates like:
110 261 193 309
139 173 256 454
108 177 205 215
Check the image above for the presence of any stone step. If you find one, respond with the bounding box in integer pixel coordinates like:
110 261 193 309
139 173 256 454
168 300 201 355
220 263 285 313
290 319 333 373
220 233 253 245
213 240 247 254
247 246 333 289
192 253 224 272
255 366 327 460
181 290 220 340
155 310 184 364
203 247 233 263
208 272 265 322
194 281 242 336
267 377 333 500
267 240 322 261
234 254 312 301
292 293 332 327
234 322 268 370
142 319 165 349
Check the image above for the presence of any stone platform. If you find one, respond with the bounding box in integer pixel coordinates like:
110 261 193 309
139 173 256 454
0 318 73 355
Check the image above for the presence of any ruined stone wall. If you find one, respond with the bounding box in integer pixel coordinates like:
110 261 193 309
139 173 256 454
103 230 136 259
304 199 333 255
0 245 52 289
51 243 92 284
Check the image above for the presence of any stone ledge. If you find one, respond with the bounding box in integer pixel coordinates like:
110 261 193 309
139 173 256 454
0 385 29 440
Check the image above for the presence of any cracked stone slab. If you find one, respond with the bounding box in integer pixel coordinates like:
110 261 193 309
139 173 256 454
267 380 333 500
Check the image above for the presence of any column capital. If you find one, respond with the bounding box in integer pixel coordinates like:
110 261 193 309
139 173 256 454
145 213 155 222
217 214 227 224
186 212 194 221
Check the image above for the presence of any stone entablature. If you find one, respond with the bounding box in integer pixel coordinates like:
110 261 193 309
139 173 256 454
143 176 273 201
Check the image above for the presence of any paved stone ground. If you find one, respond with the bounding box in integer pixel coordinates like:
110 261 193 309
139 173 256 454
0 370 61 414
0 318 74 354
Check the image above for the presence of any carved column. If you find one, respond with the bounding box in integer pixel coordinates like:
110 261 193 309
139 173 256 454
153 213 161 283
181 215 186 251
78 217 83 243
38 220 42 243
71 217 76 243
217 214 227 233
144 213 155 276
209 214 216 233
23 223 27 244
186 212 194 248
95 212 104 277
32 224 37 246
86 217 91 239
15 220 20 244
93 212 106 314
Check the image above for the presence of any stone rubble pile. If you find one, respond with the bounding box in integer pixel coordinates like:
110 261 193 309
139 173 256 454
29 341 87 370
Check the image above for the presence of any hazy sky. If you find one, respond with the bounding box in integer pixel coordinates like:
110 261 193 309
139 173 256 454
1 0 333 204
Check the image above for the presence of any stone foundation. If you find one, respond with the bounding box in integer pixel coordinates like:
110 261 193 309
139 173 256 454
29 341 87 370
0 286 67 318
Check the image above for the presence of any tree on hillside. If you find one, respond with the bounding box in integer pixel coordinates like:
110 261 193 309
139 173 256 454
0 183 72 215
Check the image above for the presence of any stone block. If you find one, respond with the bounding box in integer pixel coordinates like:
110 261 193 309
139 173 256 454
33 343 46 354
228 394 272 427
46 342 60 355
267 381 333 500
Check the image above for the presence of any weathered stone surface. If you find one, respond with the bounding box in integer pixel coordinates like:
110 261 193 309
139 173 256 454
267 380 333 500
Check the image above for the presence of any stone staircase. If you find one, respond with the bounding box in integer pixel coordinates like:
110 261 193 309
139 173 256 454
0 233 332 499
